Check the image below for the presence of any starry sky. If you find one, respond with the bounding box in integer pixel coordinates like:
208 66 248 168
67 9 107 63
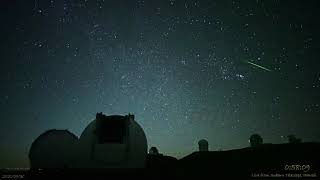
1 0 320 168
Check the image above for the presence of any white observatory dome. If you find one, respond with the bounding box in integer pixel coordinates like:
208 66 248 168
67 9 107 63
28 129 78 168
75 113 147 168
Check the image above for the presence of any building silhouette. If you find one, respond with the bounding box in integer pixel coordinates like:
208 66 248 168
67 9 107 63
29 113 147 168
249 134 263 147
29 129 78 168
148 147 159 155
198 139 209 152
27 113 320 179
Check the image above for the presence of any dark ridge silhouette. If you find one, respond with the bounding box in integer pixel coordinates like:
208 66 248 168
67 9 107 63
178 142 320 178
3 143 319 179
4 142 318 179
6 113 318 179
288 135 302 143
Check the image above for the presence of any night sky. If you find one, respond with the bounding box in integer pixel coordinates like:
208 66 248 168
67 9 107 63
1 0 320 168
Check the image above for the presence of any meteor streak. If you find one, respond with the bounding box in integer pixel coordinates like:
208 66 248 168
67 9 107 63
246 61 272 72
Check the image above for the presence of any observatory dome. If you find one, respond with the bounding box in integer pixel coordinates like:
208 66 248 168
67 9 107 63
249 134 263 147
75 113 147 168
198 139 209 152
28 129 78 168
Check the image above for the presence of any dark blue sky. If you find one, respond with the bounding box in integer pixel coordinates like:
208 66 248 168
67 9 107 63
1 0 320 168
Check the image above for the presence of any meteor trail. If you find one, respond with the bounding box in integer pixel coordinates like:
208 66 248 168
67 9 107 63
246 61 272 72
